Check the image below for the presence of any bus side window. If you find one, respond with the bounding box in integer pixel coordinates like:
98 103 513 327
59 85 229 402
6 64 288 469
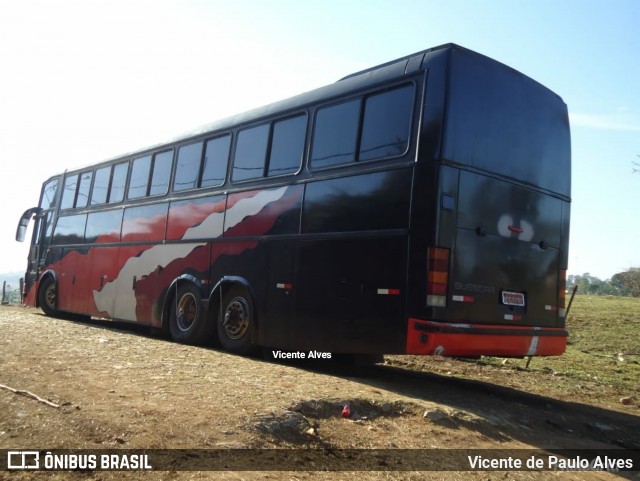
359 84 414 161
129 151 173 199
310 98 360 169
76 171 93 208
60 175 79 210
85 210 123 244
40 178 60 209
174 142 203 192
233 124 269 182
109 162 128 204
201 135 230 187
52 214 87 245
129 155 152 199
92 166 111 205
267 114 306 177
149 150 173 196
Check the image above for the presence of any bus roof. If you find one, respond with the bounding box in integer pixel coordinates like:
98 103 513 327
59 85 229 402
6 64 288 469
56 43 567 182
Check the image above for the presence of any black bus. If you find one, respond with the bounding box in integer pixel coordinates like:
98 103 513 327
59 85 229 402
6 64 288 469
17 43 571 358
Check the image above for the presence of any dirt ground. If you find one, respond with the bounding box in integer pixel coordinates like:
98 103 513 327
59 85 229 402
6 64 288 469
0 305 638 481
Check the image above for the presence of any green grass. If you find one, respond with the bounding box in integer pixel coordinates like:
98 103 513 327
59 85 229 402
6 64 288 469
559 295 640 391
486 295 640 394
566 295 640 353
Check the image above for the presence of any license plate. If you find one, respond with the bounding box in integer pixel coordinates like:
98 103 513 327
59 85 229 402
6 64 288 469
502 291 525 307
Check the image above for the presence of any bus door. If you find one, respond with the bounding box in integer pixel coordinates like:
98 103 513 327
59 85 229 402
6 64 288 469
16 208 54 303
262 239 297 348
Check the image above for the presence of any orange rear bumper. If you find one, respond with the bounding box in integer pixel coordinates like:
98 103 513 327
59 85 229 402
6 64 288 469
406 318 567 357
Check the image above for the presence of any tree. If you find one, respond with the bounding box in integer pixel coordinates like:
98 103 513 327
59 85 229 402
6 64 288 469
611 268 640 297
568 273 603 295
567 271 638 297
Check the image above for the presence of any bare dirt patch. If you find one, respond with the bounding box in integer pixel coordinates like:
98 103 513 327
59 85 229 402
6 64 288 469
0 305 639 480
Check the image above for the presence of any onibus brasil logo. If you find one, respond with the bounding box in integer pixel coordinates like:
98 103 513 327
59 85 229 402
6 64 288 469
5 450 152 470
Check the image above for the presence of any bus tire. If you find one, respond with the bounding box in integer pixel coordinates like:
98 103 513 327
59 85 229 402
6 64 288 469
217 286 255 355
169 284 212 345
38 277 59 317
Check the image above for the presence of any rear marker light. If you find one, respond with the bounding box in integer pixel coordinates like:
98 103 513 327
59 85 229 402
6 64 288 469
545 305 557 312
504 314 522 321
452 295 474 303
276 283 293 290
378 289 400 295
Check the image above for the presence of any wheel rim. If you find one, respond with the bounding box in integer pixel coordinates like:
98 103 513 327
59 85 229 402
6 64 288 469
223 297 250 340
176 293 198 332
44 283 57 309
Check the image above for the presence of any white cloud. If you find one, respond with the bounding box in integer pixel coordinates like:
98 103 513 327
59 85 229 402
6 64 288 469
569 112 640 132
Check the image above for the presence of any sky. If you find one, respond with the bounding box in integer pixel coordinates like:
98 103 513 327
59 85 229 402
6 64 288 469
0 0 638 280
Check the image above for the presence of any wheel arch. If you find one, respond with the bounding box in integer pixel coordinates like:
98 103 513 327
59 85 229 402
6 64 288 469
161 274 207 333
35 270 58 308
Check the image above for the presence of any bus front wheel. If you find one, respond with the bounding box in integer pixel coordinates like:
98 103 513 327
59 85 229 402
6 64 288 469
218 286 255 355
169 284 212 345
38 277 59 317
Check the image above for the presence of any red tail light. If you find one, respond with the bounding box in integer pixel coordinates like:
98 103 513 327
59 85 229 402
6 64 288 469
427 247 449 307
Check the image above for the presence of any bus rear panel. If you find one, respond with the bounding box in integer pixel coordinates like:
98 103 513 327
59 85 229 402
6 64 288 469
406 46 571 357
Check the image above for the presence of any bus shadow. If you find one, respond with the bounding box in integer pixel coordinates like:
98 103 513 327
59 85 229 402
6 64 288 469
296 361 640 478
38 312 165 338
313 361 640 459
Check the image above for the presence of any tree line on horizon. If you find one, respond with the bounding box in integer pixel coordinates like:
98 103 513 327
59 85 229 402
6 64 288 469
568 268 640 297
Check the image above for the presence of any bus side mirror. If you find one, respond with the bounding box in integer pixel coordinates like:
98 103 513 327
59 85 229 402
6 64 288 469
16 208 42 242
16 223 27 243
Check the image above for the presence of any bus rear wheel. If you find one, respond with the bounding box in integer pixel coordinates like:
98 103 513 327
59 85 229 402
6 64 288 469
38 277 59 317
169 284 212 345
218 286 256 355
